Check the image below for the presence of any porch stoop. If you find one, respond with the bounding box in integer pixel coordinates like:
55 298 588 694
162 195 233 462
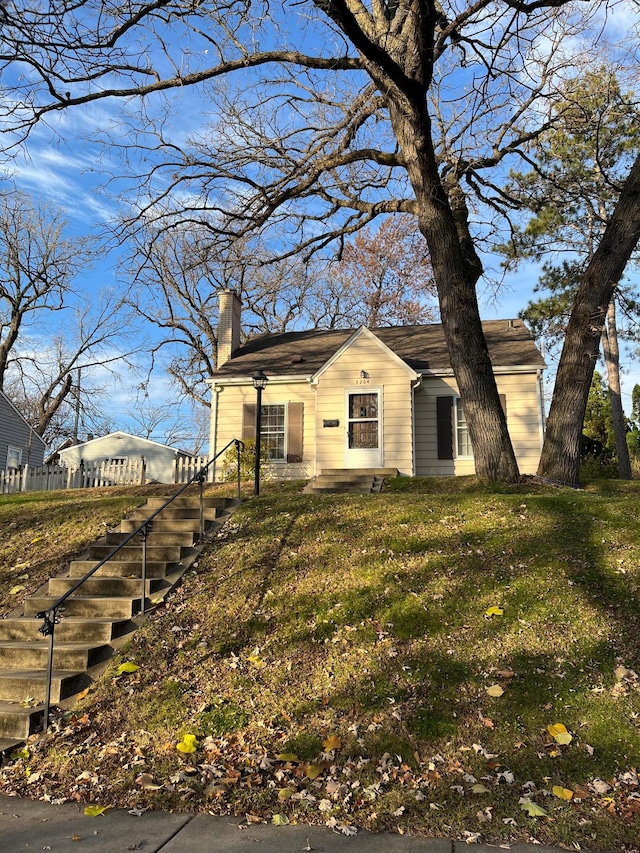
303 467 398 495
0 495 237 754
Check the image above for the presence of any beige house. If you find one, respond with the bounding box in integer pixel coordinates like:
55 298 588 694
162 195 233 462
209 290 546 479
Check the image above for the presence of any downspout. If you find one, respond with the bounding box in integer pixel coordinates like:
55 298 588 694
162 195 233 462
536 369 546 450
210 383 222 482
310 379 318 478
411 376 423 477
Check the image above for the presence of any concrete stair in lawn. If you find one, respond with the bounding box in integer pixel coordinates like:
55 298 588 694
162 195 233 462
0 494 236 753
303 467 398 495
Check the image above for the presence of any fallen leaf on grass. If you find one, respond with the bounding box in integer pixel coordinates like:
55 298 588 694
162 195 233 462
305 763 323 780
136 773 163 791
486 684 504 697
10 748 29 760
276 752 299 762
84 805 112 817
519 799 547 818
552 786 573 801
322 734 341 751
547 723 572 745
496 669 515 678
176 734 198 754
9 585 25 595
117 662 140 675
272 813 290 826
471 784 491 794
485 606 504 617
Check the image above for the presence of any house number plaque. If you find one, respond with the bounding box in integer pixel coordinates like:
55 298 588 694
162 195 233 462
323 419 340 427
355 378 370 385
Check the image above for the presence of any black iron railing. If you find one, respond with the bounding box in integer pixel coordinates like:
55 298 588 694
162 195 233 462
36 438 244 733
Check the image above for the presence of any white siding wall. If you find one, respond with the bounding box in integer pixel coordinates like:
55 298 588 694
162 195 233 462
414 372 543 476
315 336 414 475
210 381 316 480
58 434 179 483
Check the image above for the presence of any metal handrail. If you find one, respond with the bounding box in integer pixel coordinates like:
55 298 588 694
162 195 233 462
36 437 244 733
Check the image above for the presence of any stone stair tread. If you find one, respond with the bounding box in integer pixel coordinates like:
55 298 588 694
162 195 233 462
0 617 134 643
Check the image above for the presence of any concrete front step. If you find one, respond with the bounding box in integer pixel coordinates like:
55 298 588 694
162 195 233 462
68 560 174 580
87 544 185 562
132 507 220 521
105 531 195 547
144 496 234 510
24 595 142 619
0 670 91 704
119 517 221 535
0 701 43 740
0 641 113 671
47 576 164 598
0 617 134 643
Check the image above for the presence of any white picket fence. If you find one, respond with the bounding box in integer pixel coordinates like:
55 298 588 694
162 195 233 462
0 457 148 495
172 455 212 484
0 453 226 495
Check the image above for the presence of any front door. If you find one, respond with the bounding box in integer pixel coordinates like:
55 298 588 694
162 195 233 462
345 390 382 468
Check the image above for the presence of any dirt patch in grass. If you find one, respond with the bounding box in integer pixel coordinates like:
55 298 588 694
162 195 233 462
1 478 639 850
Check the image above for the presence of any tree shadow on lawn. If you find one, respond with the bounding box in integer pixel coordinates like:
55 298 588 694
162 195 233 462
204 488 640 781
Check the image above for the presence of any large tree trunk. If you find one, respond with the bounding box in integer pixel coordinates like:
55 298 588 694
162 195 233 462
601 300 632 479
539 152 640 484
387 99 519 482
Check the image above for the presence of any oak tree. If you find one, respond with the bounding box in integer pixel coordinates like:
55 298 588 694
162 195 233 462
2 1 638 479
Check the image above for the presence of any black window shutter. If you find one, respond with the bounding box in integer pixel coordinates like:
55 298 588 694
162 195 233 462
436 396 454 460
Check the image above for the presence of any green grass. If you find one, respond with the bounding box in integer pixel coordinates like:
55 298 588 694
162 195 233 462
1 477 639 849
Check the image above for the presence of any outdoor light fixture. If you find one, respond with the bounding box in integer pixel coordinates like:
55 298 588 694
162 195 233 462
252 368 269 495
360 370 368 379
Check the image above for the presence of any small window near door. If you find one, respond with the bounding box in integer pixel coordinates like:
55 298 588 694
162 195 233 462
6 445 22 471
261 404 286 461
455 399 473 457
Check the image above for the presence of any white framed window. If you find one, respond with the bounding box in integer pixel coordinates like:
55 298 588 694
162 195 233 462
108 457 129 466
455 398 473 458
6 445 22 471
260 404 286 461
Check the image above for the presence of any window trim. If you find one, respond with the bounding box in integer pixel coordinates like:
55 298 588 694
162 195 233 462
260 402 287 463
6 445 23 471
454 397 473 459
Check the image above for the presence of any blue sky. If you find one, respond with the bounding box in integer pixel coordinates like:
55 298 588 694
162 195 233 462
3 1 640 445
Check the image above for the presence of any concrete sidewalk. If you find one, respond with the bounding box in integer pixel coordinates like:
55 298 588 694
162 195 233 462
0 795 585 853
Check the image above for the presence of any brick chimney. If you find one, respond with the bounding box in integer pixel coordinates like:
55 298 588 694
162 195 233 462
217 288 242 368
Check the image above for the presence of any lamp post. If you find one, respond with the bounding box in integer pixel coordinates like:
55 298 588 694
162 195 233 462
252 368 269 495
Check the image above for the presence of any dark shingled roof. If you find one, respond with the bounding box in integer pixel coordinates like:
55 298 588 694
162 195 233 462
214 319 544 378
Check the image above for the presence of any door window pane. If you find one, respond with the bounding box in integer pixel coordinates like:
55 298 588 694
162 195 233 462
349 394 378 420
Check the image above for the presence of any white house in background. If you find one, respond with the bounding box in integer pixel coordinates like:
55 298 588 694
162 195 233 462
56 431 193 483
0 390 46 472
208 289 546 479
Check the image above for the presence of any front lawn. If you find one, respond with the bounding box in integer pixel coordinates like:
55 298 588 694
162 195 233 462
1 477 639 849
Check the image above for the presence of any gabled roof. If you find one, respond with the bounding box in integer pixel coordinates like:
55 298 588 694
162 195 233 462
57 431 190 456
312 326 419 382
213 319 544 379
